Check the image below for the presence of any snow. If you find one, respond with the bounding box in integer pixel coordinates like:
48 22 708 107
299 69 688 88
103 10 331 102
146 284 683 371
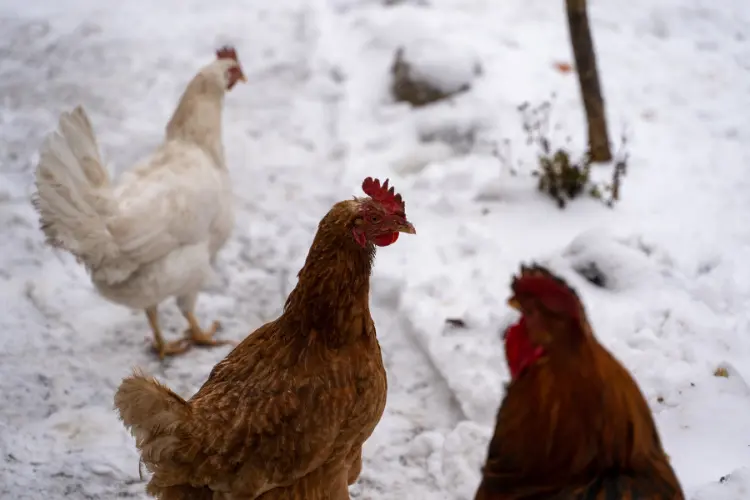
396 39 481 96
1 0 749 497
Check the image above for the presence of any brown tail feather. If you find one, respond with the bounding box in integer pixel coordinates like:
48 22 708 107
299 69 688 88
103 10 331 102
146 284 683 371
114 369 191 468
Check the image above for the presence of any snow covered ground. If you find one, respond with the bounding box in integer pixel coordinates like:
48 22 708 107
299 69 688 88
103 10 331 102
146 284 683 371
1 0 749 498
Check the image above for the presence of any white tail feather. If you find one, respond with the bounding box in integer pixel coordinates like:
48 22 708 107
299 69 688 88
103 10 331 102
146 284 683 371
32 106 129 277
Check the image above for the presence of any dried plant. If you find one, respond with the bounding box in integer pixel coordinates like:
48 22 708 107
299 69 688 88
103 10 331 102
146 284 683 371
518 96 628 209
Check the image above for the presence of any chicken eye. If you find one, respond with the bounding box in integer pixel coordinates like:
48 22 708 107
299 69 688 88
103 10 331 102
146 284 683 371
368 214 380 224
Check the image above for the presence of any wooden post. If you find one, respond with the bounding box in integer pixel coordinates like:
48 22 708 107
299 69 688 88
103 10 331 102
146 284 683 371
566 0 612 163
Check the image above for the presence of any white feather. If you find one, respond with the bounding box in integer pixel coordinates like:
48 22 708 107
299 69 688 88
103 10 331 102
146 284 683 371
32 57 236 312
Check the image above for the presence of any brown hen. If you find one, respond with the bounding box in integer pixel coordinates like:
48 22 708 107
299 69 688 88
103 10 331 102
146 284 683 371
475 264 685 500
114 177 416 499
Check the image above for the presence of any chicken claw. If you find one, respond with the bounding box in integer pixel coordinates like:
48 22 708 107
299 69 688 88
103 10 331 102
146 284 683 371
146 306 192 359
152 339 192 359
146 308 232 359
183 312 236 348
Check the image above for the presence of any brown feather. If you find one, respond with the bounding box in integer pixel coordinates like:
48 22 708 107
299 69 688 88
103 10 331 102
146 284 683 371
115 199 394 499
475 265 685 500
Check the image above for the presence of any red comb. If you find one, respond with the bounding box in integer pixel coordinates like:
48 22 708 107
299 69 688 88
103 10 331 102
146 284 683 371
216 46 239 62
511 264 581 316
361 177 405 214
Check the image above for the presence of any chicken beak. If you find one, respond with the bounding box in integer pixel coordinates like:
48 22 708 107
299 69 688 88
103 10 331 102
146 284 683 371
397 221 416 235
239 74 248 83
507 297 521 311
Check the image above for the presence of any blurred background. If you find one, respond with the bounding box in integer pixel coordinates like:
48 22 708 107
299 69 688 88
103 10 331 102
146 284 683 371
1 0 750 498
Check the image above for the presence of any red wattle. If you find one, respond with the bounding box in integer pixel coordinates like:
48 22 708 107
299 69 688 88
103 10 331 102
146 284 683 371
374 232 399 247
504 317 542 378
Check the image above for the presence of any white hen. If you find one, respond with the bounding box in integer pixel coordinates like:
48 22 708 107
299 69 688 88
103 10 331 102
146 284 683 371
33 47 247 358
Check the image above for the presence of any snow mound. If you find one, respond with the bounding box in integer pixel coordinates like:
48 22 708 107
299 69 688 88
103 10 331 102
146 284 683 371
397 39 481 96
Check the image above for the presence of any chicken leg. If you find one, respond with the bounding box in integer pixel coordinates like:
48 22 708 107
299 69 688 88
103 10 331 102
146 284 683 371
146 306 192 359
182 311 232 346
177 292 236 350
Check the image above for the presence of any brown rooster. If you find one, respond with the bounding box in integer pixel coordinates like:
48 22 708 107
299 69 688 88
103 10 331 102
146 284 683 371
114 177 416 499
475 264 685 500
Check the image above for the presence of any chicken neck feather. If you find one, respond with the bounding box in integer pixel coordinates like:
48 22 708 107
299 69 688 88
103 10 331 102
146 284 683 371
280 201 376 347
165 72 226 168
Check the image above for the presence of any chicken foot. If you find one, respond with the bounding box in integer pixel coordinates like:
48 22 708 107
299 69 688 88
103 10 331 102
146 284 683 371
146 306 234 359
182 311 234 347
175 291 235 351
146 306 192 359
